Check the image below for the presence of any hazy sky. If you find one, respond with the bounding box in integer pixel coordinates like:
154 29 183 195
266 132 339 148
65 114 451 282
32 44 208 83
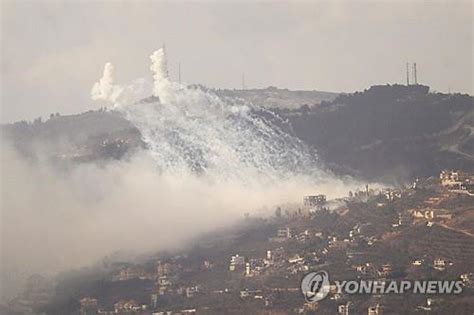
1 0 472 123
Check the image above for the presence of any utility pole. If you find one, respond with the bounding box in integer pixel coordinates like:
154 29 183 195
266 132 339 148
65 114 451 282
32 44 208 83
406 62 410 86
413 62 417 85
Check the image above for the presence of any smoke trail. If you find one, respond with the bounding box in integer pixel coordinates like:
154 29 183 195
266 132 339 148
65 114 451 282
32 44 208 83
149 47 182 106
150 47 168 86
91 62 123 103
91 62 152 106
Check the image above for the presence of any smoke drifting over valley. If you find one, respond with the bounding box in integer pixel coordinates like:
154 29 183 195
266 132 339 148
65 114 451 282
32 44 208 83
1 48 361 300
1 2 472 313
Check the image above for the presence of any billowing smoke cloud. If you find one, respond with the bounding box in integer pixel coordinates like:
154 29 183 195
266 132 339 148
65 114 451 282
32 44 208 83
91 62 151 107
149 47 184 106
150 47 168 86
0 140 359 301
91 62 123 103
1 47 364 301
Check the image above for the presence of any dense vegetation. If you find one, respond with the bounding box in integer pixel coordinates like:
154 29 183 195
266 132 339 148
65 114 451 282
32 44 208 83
279 84 474 182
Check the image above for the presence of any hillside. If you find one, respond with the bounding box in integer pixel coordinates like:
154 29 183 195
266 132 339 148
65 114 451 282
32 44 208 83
2 84 473 183
13 181 474 315
1 109 142 162
279 84 474 181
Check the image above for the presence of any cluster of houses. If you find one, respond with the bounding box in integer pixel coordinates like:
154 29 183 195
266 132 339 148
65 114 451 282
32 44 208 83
440 170 474 195
12 171 473 315
337 303 382 315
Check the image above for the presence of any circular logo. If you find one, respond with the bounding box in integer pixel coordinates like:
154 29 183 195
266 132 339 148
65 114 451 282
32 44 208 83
301 270 330 303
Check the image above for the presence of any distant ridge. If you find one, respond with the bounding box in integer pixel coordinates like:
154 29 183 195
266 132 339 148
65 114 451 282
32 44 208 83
212 86 338 109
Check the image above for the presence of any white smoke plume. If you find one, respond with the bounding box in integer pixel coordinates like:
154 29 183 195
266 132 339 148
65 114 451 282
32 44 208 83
0 139 360 301
149 47 183 105
91 62 123 103
89 46 355 188
1 47 366 301
91 63 151 107
120 47 325 185
150 47 168 84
